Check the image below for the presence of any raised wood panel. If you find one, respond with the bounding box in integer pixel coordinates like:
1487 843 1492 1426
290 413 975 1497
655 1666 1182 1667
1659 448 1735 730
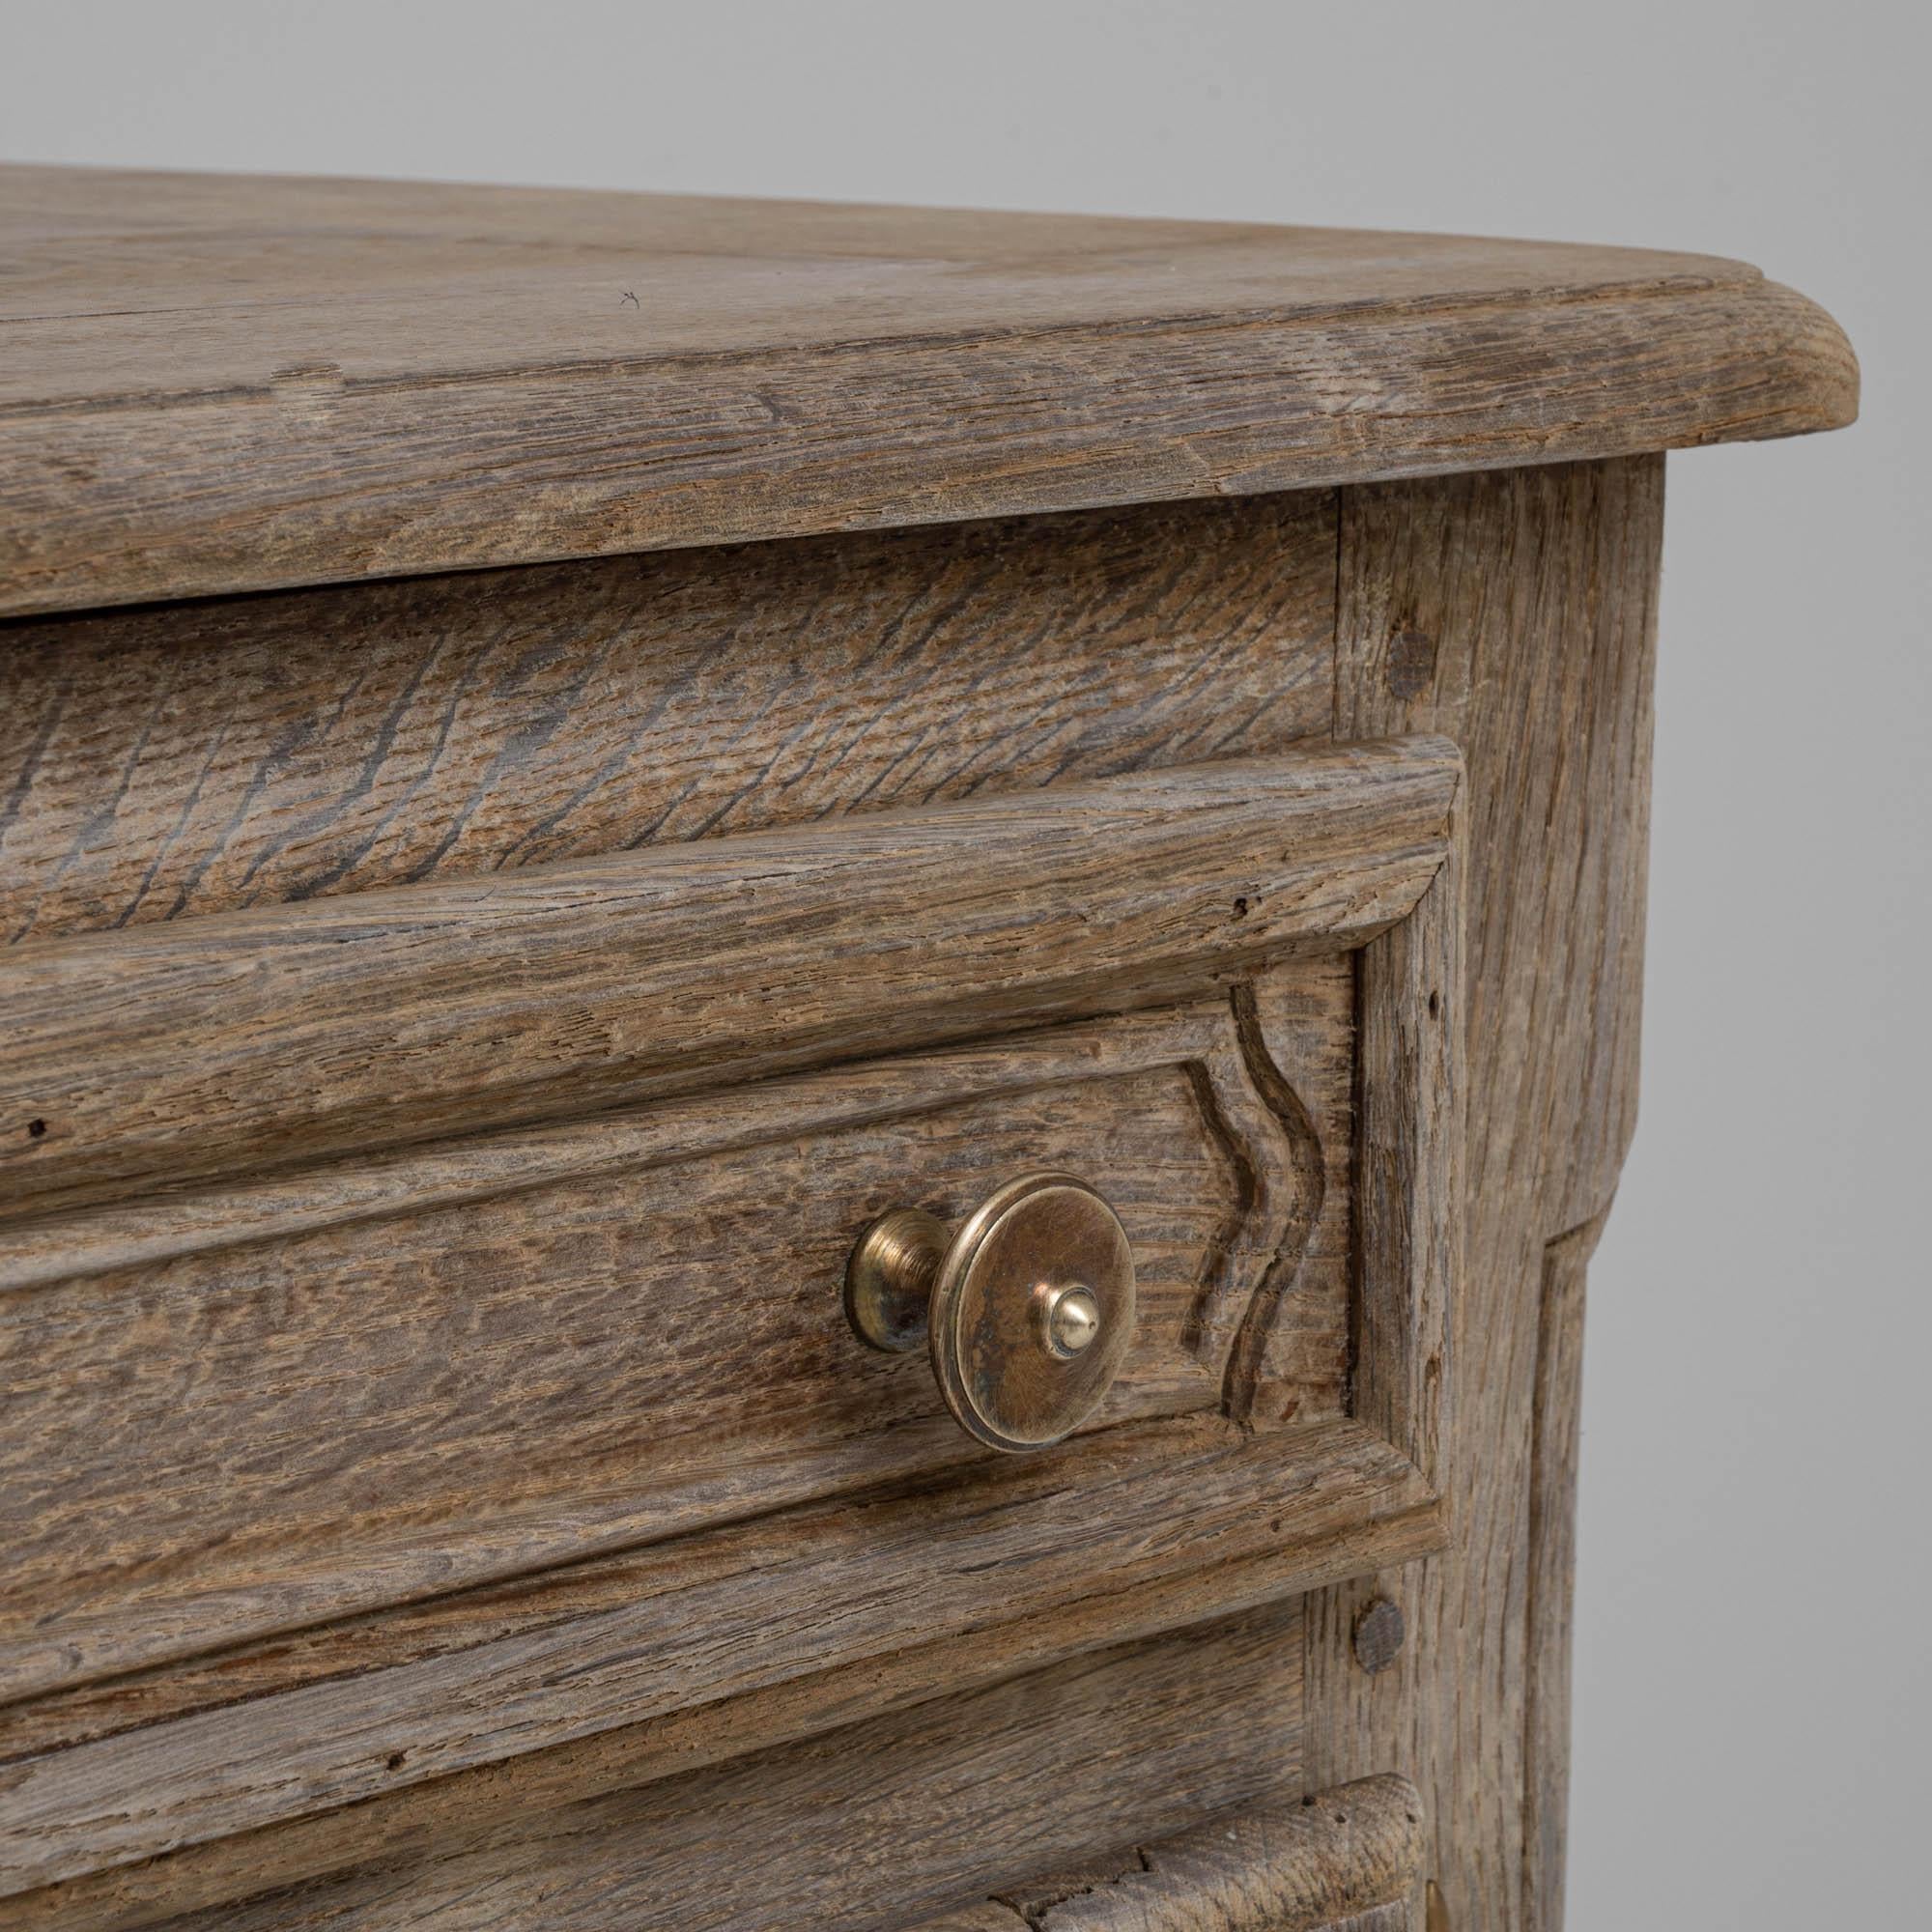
0 1421 1436 1904
6 1524 1418 1932
0 982 1352 1704
79 1604 1307 1932
0 494 1337 947
0 737 1457 1219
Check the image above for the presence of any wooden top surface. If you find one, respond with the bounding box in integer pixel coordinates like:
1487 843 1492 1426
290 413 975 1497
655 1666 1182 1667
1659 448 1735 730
0 164 1856 616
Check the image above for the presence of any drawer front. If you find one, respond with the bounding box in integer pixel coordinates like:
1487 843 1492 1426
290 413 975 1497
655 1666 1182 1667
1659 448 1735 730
0 736 1459 1924
2 983 1354 1701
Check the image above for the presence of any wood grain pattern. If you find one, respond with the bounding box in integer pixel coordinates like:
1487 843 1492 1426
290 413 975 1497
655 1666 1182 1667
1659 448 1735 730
0 738 1457 1220
1319 1910 1407 1932
1304 456 1664 1931
0 495 1336 947
0 964 1354 1294
1335 463 1659 1246
907 1911 1030 1931
72 1603 1306 1932
0 983 1352 1702
973 1776 1422 1931
0 1428 1430 1901
0 166 1855 615
1332 822 1459 1496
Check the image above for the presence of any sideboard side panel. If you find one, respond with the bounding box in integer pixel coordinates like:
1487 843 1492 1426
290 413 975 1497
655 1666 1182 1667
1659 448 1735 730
1310 455 1664 1931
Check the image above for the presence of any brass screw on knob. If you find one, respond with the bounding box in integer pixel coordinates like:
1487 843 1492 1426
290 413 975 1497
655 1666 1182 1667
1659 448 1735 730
1036 1282 1102 1358
844 1173 1136 1454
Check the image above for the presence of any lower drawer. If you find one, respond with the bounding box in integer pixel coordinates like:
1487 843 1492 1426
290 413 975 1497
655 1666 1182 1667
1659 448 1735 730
14 1606 1420 1932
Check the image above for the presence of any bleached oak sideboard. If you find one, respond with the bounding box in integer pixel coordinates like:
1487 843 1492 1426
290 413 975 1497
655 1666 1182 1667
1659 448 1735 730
0 167 1854 1931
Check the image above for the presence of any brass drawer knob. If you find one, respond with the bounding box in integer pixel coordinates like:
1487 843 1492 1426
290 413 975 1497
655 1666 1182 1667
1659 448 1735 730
844 1172 1137 1453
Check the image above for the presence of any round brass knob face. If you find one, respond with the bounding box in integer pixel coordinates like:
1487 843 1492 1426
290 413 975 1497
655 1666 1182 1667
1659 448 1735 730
844 1173 1137 1454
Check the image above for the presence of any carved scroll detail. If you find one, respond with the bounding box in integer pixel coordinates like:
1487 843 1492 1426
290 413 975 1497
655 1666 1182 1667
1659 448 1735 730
1176 981 1336 1428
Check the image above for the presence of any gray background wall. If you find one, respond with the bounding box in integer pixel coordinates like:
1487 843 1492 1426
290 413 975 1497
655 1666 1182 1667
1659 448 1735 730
5 4 1925 1923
